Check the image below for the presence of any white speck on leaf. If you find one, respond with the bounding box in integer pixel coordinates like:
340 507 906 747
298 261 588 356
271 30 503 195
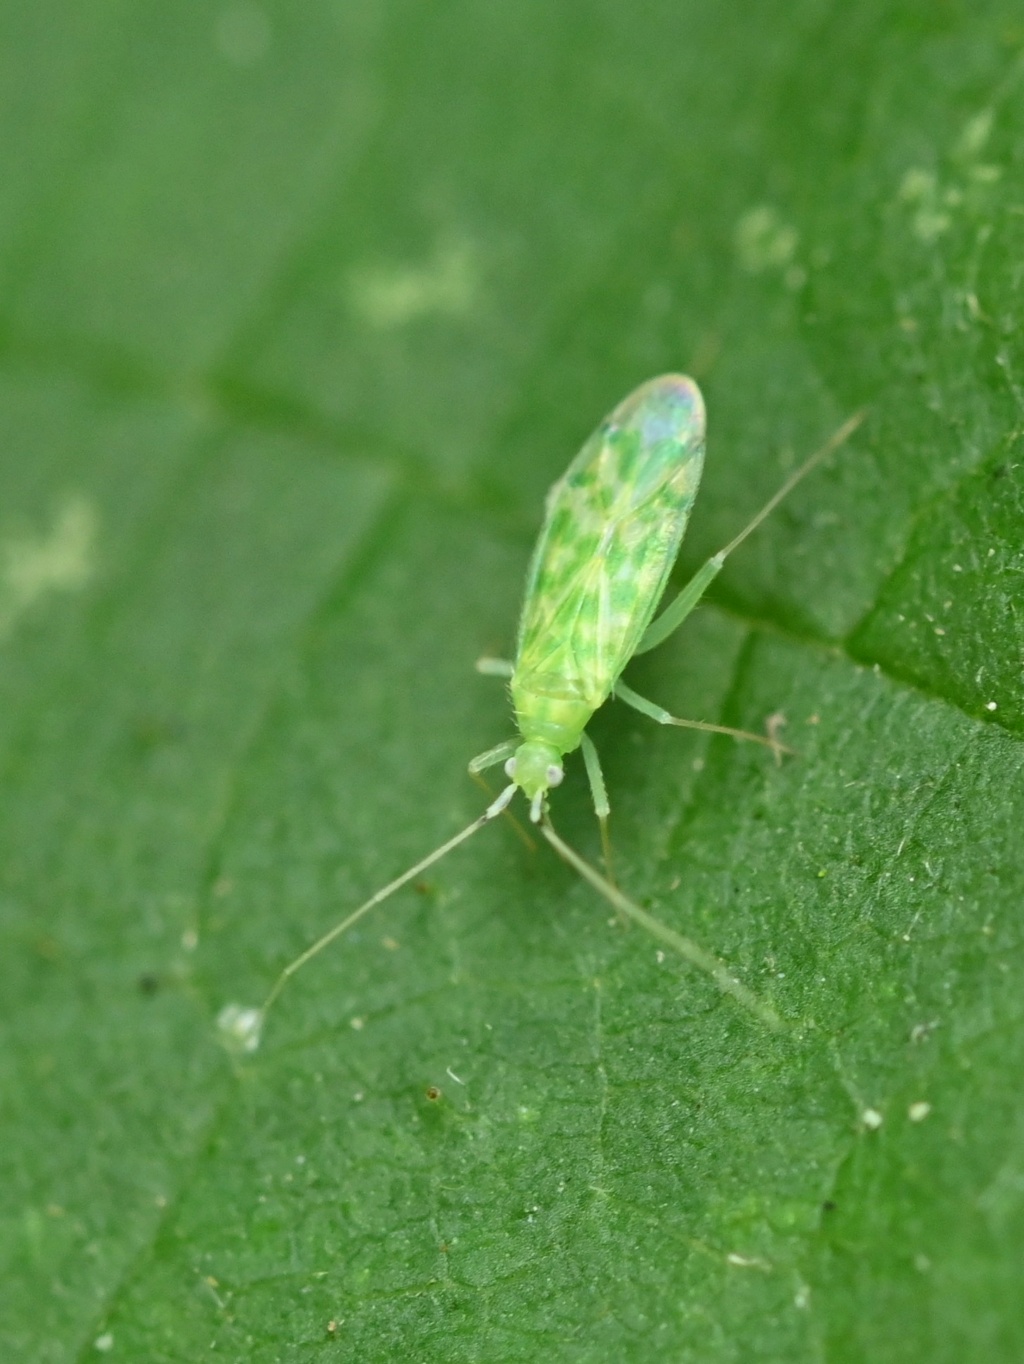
217 1003 264 1054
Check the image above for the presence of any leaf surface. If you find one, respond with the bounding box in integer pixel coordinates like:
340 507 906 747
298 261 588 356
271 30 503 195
1 3 1021 1360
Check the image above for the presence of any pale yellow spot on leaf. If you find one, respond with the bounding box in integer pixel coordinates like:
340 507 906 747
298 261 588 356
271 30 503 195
913 209 950 242
899 168 937 202
348 241 477 328
0 496 97 640
215 2 272 65
955 108 993 160
899 169 952 241
734 206 799 273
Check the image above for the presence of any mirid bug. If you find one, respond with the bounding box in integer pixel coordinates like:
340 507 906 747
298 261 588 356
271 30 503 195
218 376 863 1052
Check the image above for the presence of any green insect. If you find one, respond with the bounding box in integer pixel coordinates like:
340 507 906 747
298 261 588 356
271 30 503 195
219 376 862 1052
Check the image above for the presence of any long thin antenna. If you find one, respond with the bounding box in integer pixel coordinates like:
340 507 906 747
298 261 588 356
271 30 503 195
540 814 782 1030
264 783 516 1014
219 785 516 1052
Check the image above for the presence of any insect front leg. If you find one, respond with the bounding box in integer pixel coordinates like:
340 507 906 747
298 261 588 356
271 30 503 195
614 679 790 760
540 814 781 1030
579 732 614 881
468 737 519 774
475 657 514 678
467 739 537 851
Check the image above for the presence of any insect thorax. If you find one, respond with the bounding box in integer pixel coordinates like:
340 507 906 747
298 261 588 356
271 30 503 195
511 669 596 758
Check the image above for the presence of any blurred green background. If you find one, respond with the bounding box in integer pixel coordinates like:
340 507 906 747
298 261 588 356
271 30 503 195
2 2 1022 1360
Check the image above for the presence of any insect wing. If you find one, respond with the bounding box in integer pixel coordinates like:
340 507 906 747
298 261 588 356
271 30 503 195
515 376 705 706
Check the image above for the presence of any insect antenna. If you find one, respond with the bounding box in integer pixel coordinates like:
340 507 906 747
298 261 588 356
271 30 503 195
539 813 782 1031
219 784 516 1053
469 768 537 851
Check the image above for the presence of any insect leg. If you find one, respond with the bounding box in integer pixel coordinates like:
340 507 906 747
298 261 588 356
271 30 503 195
635 409 865 657
614 679 791 759
475 657 515 678
540 814 781 1030
579 731 614 881
468 737 519 774
633 556 723 656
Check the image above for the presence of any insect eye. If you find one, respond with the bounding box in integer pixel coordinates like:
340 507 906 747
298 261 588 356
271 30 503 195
504 757 517 778
546 765 564 787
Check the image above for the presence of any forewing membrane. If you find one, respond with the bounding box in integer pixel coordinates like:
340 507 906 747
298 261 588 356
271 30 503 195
516 407 704 707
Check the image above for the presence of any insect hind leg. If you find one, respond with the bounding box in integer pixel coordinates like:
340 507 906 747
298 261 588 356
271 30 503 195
614 679 791 761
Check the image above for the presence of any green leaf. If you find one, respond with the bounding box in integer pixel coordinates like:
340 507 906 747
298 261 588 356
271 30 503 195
2 2 1021 1360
